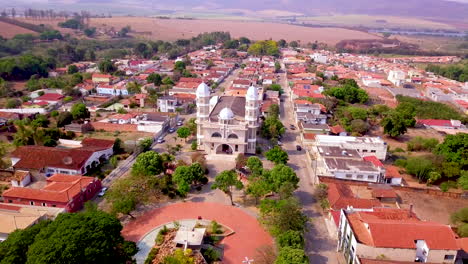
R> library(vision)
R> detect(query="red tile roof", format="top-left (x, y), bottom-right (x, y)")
top-left (384, 165), bottom-right (401, 179)
top-left (372, 188), bottom-right (398, 199)
top-left (92, 73), bottom-right (112, 79)
top-left (457, 238), bottom-right (468, 252)
top-left (330, 124), bottom-right (345, 134)
top-left (3, 174), bottom-right (95, 203)
top-left (327, 183), bottom-right (381, 210)
top-left (303, 133), bottom-right (317, 140)
top-left (416, 119), bottom-right (453, 127)
top-left (81, 138), bottom-right (114, 150)
top-left (363, 156), bottom-right (384, 167)
top-left (12, 146), bottom-right (94, 171)
top-left (35, 93), bottom-right (64, 101)
top-left (347, 208), bottom-right (458, 250)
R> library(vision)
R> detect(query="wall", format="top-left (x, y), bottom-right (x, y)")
top-left (0, 108), bottom-right (46, 114)
top-left (357, 243), bottom-right (457, 263)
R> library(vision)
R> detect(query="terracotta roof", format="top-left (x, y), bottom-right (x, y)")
top-left (360, 259), bottom-right (438, 264)
top-left (3, 174), bottom-right (95, 203)
top-left (303, 133), bottom-right (317, 140)
top-left (346, 208), bottom-right (458, 250)
top-left (81, 138), bottom-right (114, 150)
top-left (12, 146), bottom-right (94, 171)
top-left (35, 93), bottom-right (64, 101)
top-left (327, 183), bottom-right (382, 210)
top-left (363, 156), bottom-right (384, 167)
top-left (416, 119), bottom-right (453, 127)
top-left (330, 210), bottom-right (341, 227)
top-left (92, 73), bottom-right (112, 79)
top-left (384, 165), bottom-right (401, 179)
top-left (330, 124), bottom-right (345, 134)
top-left (457, 238), bottom-right (468, 252)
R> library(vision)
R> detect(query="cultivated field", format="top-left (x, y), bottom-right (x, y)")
top-left (0, 21), bottom-right (37, 38)
top-left (89, 17), bottom-right (381, 44)
top-left (296, 15), bottom-right (456, 30)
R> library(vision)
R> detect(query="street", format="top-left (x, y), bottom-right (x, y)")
top-left (278, 64), bottom-right (341, 264)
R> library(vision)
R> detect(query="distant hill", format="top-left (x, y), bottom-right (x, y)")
top-left (147, 0), bottom-right (468, 21)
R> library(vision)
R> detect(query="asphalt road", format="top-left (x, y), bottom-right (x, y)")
top-left (278, 64), bottom-right (341, 264)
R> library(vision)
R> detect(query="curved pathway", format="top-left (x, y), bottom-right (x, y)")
top-left (122, 202), bottom-right (273, 264)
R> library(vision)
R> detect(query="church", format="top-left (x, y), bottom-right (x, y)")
top-left (196, 83), bottom-right (260, 155)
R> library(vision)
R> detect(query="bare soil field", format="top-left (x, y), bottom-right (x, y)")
top-left (89, 17), bottom-right (381, 44)
top-left (369, 127), bottom-right (445, 150)
top-left (397, 190), bottom-right (468, 225)
top-left (0, 21), bottom-right (36, 38)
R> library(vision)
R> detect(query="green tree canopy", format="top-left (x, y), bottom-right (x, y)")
top-left (0, 210), bottom-right (137, 264)
top-left (381, 111), bottom-right (409, 137)
top-left (211, 170), bottom-right (243, 205)
top-left (265, 146), bottom-right (289, 165)
top-left (177, 127), bottom-right (191, 141)
top-left (248, 40), bottom-right (279, 57)
top-left (259, 197), bottom-right (308, 236)
top-left (98, 59), bottom-right (117, 74)
top-left (435, 133), bottom-right (468, 169)
top-left (70, 103), bottom-right (90, 120)
top-left (451, 208), bottom-right (468, 237)
top-left (275, 247), bottom-right (309, 264)
top-left (131, 151), bottom-right (164, 177)
top-left (277, 230), bottom-right (305, 249)
top-left (268, 164), bottom-right (299, 191)
top-left (247, 156), bottom-right (263, 175)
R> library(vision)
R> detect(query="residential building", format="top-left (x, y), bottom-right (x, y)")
top-left (11, 138), bottom-right (114, 176)
top-left (416, 119), bottom-right (465, 130)
top-left (0, 203), bottom-right (49, 241)
top-left (92, 73), bottom-right (112, 83)
top-left (314, 146), bottom-right (385, 183)
top-left (2, 174), bottom-right (101, 212)
top-left (315, 135), bottom-right (387, 160)
top-left (338, 208), bottom-right (458, 264)
top-left (196, 83), bottom-right (260, 155)
top-left (387, 70), bottom-right (406, 87)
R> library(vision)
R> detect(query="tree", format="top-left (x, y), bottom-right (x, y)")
top-left (212, 170), bottom-right (243, 205)
top-left (350, 119), bottom-right (369, 134)
top-left (0, 220), bottom-right (51, 264)
top-left (268, 84), bottom-right (282, 93)
top-left (275, 62), bottom-right (281, 73)
top-left (174, 61), bottom-right (186, 71)
top-left (435, 133), bottom-right (468, 168)
top-left (84, 27), bottom-right (96, 37)
top-left (56, 111), bottom-right (73, 127)
top-left (289, 41), bottom-right (299, 48)
top-left (172, 166), bottom-right (192, 196)
top-left (265, 146), bottom-right (289, 165)
top-left (405, 157), bottom-right (434, 182)
top-left (98, 59), bottom-right (116, 74)
top-left (275, 247), bottom-right (309, 264)
top-left (261, 115), bottom-right (285, 139)
top-left (381, 111), bottom-right (408, 138)
top-left (127, 81), bottom-right (142, 94)
top-left (67, 65), bottom-right (79, 74)
top-left (259, 198), bottom-right (308, 236)
top-left (118, 26), bottom-right (131, 37)
top-left (186, 118), bottom-right (197, 135)
top-left (277, 39), bottom-right (287, 48)
top-left (324, 82), bottom-right (369, 104)
top-left (277, 230), bottom-right (305, 249)
top-left (248, 40), bottom-right (279, 57)
top-left (246, 177), bottom-right (271, 204)
top-left (177, 127), bottom-right (190, 142)
top-left (247, 156), bottom-right (263, 175)
top-left (139, 138), bottom-right (153, 152)
top-left (131, 151), bottom-right (164, 177)
top-left (70, 103), bottom-right (90, 120)
top-left (451, 208), bottom-right (468, 237)
top-left (191, 141), bottom-right (197, 151)
top-left (112, 196), bottom-right (136, 218)
top-left (235, 153), bottom-right (248, 169)
top-left (0, 210), bottom-right (137, 264)
top-left (6, 98), bottom-right (21, 109)
top-left (146, 73), bottom-right (162, 86)
top-left (162, 76), bottom-right (174, 85)
top-left (268, 164), bottom-right (299, 191)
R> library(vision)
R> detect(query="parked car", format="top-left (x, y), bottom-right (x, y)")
top-left (157, 137), bottom-right (165, 143)
top-left (97, 187), bottom-right (108, 197)
top-left (290, 124), bottom-right (296, 130)
top-left (296, 145), bottom-right (302, 151)
top-left (177, 121), bottom-right (183, 126)
top-left (277, 141), bottom-right (283, 146)
top-left (168, 128), bottom-right (175, 133)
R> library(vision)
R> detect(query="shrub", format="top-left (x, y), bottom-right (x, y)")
top-left (144, 248), bottom-right (159, 264)
top-left (210, 220), bottom-right (223, 234)
top-left (440, 181), bottom-right (458, 192)
top-left (394, 159), bottom-right (407, 168)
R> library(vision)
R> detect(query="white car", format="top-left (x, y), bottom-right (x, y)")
top-left (277, 141), bottom-right (283, 146)
top-left (157, 137), bottom-right (165, 143)
top-left (97, 187), bottom-right (108, 197)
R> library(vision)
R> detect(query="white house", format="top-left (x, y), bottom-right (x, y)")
top-left (311, 53), bottom-right (328, 64)
top-left (315, 135), bottom-right (387, 160)
top-left (387, 70), bottom-right (407, 87)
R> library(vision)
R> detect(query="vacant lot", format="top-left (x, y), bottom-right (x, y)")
top-left (397, 190), bottom-right (468, 225)
top-left (0, 21), bottom-right (37, 38)
top-left (369, 127), bottom-right (445, 150)
top-left (89, 17), bottom-right (380, 44)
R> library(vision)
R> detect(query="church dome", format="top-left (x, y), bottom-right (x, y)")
top-left (246, 86), bottom-right (258, 101)
top-left (219, 107), bottom-right (234, 120)
top-left (196, 82), bottom-right (210, 97)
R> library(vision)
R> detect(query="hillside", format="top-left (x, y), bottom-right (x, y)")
top-left (0, 21), bottom-right (36, 38)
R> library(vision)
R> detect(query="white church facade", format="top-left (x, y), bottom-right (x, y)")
top-left (196, 83), bottom-right (260, 155)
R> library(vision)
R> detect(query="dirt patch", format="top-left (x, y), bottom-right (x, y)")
top-left (89, 17), bottom-right (380, 45)
top-left (368, 127), bottom-right (445, 150)
top-left (0, 21), bottom-right (37, 38)
top-left (397, 190), bottom-right (468, 225)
